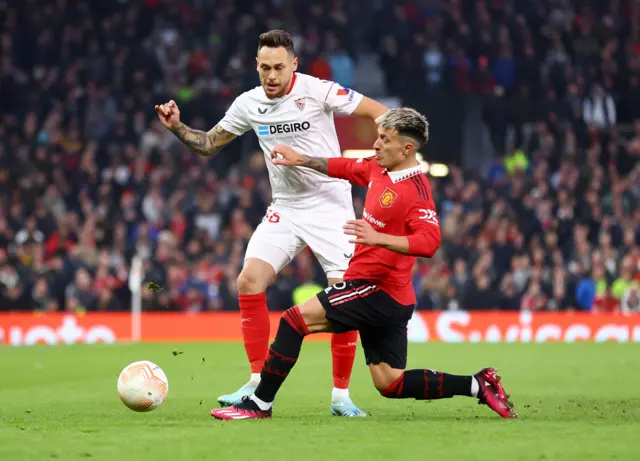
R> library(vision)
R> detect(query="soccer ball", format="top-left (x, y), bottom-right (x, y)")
top-left (117, 360), bottom-right (169, 412)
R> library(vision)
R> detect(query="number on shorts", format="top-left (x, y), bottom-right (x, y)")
top-left (323, 282), bottom-right (347, 294)
top-left (265, 209), bottom-right (280, 223)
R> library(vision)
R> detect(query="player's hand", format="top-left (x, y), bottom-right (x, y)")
top-left (270, 144), bottom-right (305, 166)
top-left (343, 219), bottom-right (381, 246)
top-left (154, 100), bottom-right (181, 130)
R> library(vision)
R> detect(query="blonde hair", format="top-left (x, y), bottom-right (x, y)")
top-left (375, 107), bottom-right (429, 146)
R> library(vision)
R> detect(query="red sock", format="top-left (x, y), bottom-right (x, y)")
top-left (331, 330), bottom-right (358, 389)
top-left (238, 292), bottom-right (270, 373)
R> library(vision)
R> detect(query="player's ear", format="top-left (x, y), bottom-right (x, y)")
top-left (291, 56), bottom-right (299, 72)
top-left (404, 141), bottom-right (414, 158)
top-left (256, 57), bottom-right (260, 72)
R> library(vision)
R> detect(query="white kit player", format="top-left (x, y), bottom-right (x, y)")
top-left (155, 30), bottom-right (388, 417)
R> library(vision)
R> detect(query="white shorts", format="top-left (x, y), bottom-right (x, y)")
top-left (245, 204), bottom-right (356, 279)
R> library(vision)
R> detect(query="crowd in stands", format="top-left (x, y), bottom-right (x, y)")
top-left (0, 0), bottom-right (638, 314)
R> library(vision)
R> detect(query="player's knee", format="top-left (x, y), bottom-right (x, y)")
top-left (298, 297), bottom-right (331, 333)
top-left (370, 364), bottom-right (403, 395)
top-left (237, 268), bottom-right (268, 294)
top-left (374, 375), bottom-right (396, 394)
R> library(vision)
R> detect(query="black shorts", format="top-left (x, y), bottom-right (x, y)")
top-left (317, 280), bottom-right (415, 369)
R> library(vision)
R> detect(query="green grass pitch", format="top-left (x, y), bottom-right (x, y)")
top-left (1, 342), bottom-right (639, 461)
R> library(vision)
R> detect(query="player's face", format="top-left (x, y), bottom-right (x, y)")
top-left (373, 127), bottom-right (413, 170)
top-left (256, 47), bottom-right (298, 99)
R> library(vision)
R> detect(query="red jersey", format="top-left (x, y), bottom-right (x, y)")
top-left (327, 157), bottom-right (441, 305)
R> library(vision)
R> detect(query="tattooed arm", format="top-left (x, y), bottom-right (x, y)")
top-left (269, 144), bottom-right (328, 173)
top-left (270, 144), bottom-right (372, 186)
top-left (169, 123), bottom-right (236, 157)
top-left (154, 100), bottom-right (238, 157)
top-left (299, 155), bottom-right (328, 175)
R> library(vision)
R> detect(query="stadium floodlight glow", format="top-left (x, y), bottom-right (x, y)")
top-left (429, 163), bottom-right (449, 177)
top-left (416, 153), bottom-right (429, 174)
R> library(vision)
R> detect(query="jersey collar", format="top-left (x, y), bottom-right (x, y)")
top-left (261, 73), bottom-right (297, 100)
top-left (285, 73), bottom-right (297, 95)
top-left (385, 164), bottom-right (423, 184)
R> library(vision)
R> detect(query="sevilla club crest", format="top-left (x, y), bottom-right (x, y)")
top-left (295, 97), bottom-right (306, 111)
top-left (379, 187), bottom-right (398, 208)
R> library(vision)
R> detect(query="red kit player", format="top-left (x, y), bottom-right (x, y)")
top-left (211, 107), bottom-right (517, 421)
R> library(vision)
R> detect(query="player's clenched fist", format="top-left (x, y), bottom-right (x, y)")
top-left (270, 144), bottom-right (305, 166)
top-left (154, 100), bottom-right (181, 129)
top-left (343, 219), bottom-right (381, 246)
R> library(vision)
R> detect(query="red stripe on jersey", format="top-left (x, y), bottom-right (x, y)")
top-left (410, 175), bottom-right (429, 201)
top-left (285, 73), bottom-right (298, 95)
top-left (324, 82), bottom-right (335, 102)
top-left (410, 177), bottom-right (425, 200)
top-left (418, 174), bottom-right (430, 200)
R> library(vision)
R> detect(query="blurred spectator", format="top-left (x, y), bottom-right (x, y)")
top-left (583, 84), bottom-right (617, 129)
top-left (520, 282), bottom-right (547, 312)
top-left (621, 283), bottom-right (640, 314)
top-left (65, 268), bottom-right (97, 313)
top-left (326, 31), bottom-right (355, 89)
top-left (499, 275), bottom-right (520, 311)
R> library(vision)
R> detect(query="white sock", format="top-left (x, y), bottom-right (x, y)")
top-left (249, 394), bottom-right (272, 410)
top-left (332, 387), bottom-right (350, 401)
top-left (248, 373), bottom-right (261, 386)
top-left (470, 377), bottom-right (479, 398)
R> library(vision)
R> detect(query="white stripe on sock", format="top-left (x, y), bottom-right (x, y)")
top-left (471, 377), bottom-right (479, 398)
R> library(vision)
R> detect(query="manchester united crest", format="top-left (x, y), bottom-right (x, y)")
top-left (379, 187), bottom-right (398, 208)
top-left (295, 97), bottom-right (306, 111)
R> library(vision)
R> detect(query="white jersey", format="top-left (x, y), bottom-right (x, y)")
top-left (218, 73), bottom-right (364, 209)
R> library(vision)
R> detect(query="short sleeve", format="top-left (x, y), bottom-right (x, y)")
top-left (314, 79), bottom-right (364, 115)
top-left (217, 97), bottom-right (251, 136)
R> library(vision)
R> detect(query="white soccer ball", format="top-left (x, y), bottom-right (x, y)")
top-left (117, 360), bottom-right (169, 412)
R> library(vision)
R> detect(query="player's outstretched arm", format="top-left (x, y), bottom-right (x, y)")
top-left (271, 144), bottom-right (372, 186)
top-left (155, 100), bottom-right (236, 157)
top-left (270, 144), bottom-right (328, 173)
top-left (171, 123), bottom-right (236, 157)
top-left (300, 156), bottom-right (329, 174)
